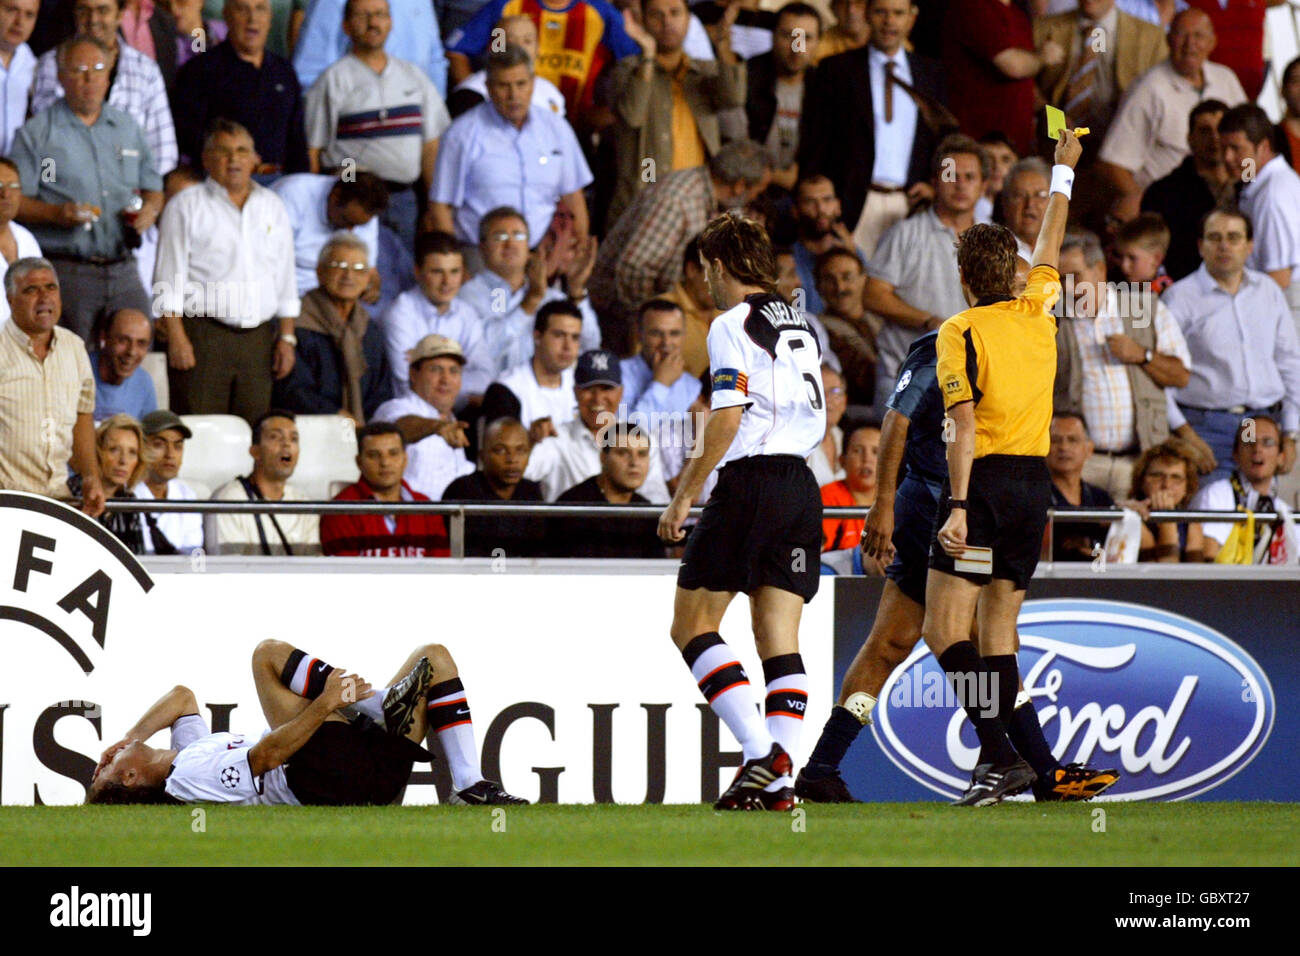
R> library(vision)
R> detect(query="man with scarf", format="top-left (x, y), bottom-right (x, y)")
top-left (274, 231), bottom-right (393, 422)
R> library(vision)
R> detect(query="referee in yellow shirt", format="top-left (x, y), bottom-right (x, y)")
top-left (922, 129), bottom-right (1083, 807)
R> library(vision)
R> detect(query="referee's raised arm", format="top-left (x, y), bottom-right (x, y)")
top-left (1030, 129), bottom-right (1084, 273)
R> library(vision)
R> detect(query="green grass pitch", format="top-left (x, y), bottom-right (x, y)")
top-left (1, 803), bottom-right (1296, 866)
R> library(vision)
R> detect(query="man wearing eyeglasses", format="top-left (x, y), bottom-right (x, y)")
top-left (153, 118), bottom-right (300, 424)
top-left (1162, 208), bottom-right (1300, 487)
top-left (999, 157), bottom-right (1051, 264)
top-left (11, 36), bottom-right (162, 343)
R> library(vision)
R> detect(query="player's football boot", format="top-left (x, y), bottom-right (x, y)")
top-left (755, 786), bottom-right (797, 811)
top-left (383, 656), bottom-right (433, 736)
top-left (448, 780), bottom-right (531, 805)
top-left (1032, 762), bottom-right (1120, 802)
top-left (714, 744), bottom-right (793, 810)
top-left (952, 758), bottom-right (1037, 807)
top-left (794, 766), bottom-right (858, 803)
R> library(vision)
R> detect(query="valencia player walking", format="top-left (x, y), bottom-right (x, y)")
top-left (658, 213), bottom-right (826, 811)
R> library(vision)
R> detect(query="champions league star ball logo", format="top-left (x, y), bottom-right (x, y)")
top-left (873, 600), bottom-right (1276, 801)
top-left (221, 767), bottom-right (240, 789)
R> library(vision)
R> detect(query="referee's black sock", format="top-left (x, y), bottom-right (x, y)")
top-left (937, 643), bottom-right (1017, 766)
top-left (982, 654), bottom-right (1021, 733)
top-left (1008, 694), bottom-right (1060, 780)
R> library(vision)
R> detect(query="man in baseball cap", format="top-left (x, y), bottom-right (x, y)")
top-left (370, 333), bottom-right (475, 499)
top-left (134, 410), bottom-right (204, 555)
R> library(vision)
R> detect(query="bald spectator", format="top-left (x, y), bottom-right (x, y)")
top-left (303, 0), bottom-right (451, 248)
top-left (813, 0), bottom-right (868, 63)
top-left (173, 0), bottom-right (308, 176)
top-left (154, 119), bottom-right (299, 423)
top-left (371, 332), bottom-right (475, 499)
top-left (441, 416), bottom-right (547, 557)
top-left (1140, 98), bottom-right (1230, 280)
top-left (0, 0), bottom-right (38, 155)
top-left (13, 36), bottom-right (163, 342)
top-left (1098, 7), bottom-right (1245, 223)
top-left (814, 248), bottom-right (878, 405)
top-left (133, 408), bottom-right (203, 555)
top-left (524, 346), bottom-right (670, 501)
top-left (1184, 0), bottom-right (1268, 101)
top-left (863, 132), bottom-right (981, 412)
top-left (428, 46), bottom-right (593, 261)
top-left (659, 233), bottom-right (721, 377)
top-left (382, 230), bottom-right (491, 402)
top-left (0, 256), bottom-right (104, 515)
top-left (548, 421), bottom-right (664, 558)
top-left (620, 298), bottom-right (701, 417)
top-left (590, 139), bottom-right (768, 352)
top-left (31, 0), bottom-right (177, 175)
top-left (800, 0), bottom-right (948, 258)
top-left (1219, 103), bottom-right (1300, 331)
top-left (446, 14), bottom-right (565, 120)
top-left (1033, 0), bottom-right (1168, 148)
top-left (211, 410), bottom-right (320, 555)
top-left (91, 308), bottom-right (156, 421)
top-left (271, 170), bottom-right (387, 301)
top-left (294, 0), bottom-right (446, 95)
top-left (457, 206), bottom-right (599, 379)
top-left (274, 232), bottom-right (393, 422)
top-left (320, 421), bottom-right (450, 556)
top-left (789, 174), bottom-right (863, 316)
top-left (1000, 157), bottom-right (1050, 263)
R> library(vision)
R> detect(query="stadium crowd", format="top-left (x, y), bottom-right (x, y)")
top-left (2, 0), bottom-right (1300, 564)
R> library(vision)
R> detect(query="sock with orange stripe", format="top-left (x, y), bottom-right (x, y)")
top-left (682, 632), bottom-right (773, 762)
top-left (427, 678), bottom-right (480, 790)
top-left (281, 647), bottom-right (385, 724)
top-left (762, 654), bottom-right (807, 788)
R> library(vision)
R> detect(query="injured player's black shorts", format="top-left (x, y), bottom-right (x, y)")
top-left (678, 454), bottom-right (822, 602)
top-left (927, 454), bottom-right (1051, 591)
top-left (284, 719), bottom-right (433, 806)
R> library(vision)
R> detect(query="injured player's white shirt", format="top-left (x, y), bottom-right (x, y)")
top-left (163, 716), bottom-right (300, 805)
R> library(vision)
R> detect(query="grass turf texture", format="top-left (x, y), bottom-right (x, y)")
top-left (1, 802), bottom-right (1296, 866)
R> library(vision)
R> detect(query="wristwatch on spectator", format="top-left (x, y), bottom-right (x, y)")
top-left (280, 333), bottom-right (298, 347)
top-left (1142, 349), bottom-right (1153, 365)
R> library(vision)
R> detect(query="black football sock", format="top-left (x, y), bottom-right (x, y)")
top-left (804, 706), bottom-right (864, 778)
top-left (938, 643), bottom-right (1017, 766)
top-left (1008, 696), bottom-right (1060, 779)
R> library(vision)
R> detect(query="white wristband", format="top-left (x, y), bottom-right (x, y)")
top-left (1050, 165), bottom-right (1074, 200)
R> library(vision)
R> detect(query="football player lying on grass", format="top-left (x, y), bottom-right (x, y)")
top-left (87, 640), bottom-right (528, 806)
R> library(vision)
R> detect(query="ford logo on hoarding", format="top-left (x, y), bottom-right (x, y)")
top-left (872, 599), bottom-right (1274, 800)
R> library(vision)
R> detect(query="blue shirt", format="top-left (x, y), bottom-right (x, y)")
top-left (293, 0), bottom-right (447, 96)
top-left (886, 330), bottom-right (945, 489)
top-left (0, 43), bottom-right (35, 156)
top-left (792, 240), bottom-right (866, 319)
top-left (619, 354), bottom-right (701, 417)
top-left (430, 101), bottom-right (593, 247)
top-left (1162, 264), bottom-right (1300, 432)
top-left (91, 354), bottom-right (157, 422)
top-left (271, 172), bottom-right (380, 295)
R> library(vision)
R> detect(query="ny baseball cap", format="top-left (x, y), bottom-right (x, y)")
top-left (140, 409), bottom-right (192, 439)
top-left (575, 349), bottom-right (621, 388)
top-left (406, 333), bottom-right (466, 366)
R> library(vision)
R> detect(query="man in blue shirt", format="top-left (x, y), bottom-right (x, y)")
top-left (92, 307), bottom-right (157, 421)
top-left (619, 297), bottom-right (700, 420)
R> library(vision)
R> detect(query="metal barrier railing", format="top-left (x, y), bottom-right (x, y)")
top-left (94, 498), bottom-right (1269, 561)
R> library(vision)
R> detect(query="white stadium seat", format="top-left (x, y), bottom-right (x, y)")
top-left (292, 414), bottom-right (359, 500)
top-left (178, 415), bottom-right (252, 494)
top-left (142, 352), bottom-right (169, 410)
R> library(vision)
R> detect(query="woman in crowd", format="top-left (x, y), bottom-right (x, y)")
top-left (1129, 439), bottom-right (1206, 562)
top-left (820, 420), bottom-right (880, 555)
top-left (72, 414), bottom-right (152, 554)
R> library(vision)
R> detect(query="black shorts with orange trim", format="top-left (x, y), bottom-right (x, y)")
top-left (927, 454), bottom-right (1051, 591)
top-left (677, 455), bottom-right (822, 602)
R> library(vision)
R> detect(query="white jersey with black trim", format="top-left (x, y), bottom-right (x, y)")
top-left (708, 292), bottom-right (827, 466)
top-left (163, 716), bottom-right (300, 806)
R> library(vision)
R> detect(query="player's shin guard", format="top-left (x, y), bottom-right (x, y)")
top-left (763, 654), bottom-right (807, 786)
top-left (938, 643), bottom-right (1018, 766)
top-left (280, 647), bottom-right (386, 724)
top-left (427, 678), bottom-right (481, 791)
top-left (1008, 690), bottom-right (1060, 779)
top-left (682, 632), bottom-right (773, 762)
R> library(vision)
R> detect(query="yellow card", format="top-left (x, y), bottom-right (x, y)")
top-left (1045, 105), bottom-right (1067, 141)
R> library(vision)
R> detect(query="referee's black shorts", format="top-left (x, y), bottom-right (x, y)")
top-left (678, 454), bottom-right (822, 602)
top-left (928, 454), bottom-right (1051, 591)
top-left (284, 719), bottom-right (432, 806)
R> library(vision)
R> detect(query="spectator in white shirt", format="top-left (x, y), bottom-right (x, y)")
top-left (133, 409), bottom-right (204, 554)
top-left (370, 332), bottom-right (474, 498)
top-left (271, 170), bottom-right (386, 300)
top-left (525, 347), bottom-right (671, 502)
top-left (153, 118), bottom-right (299, 423)
top-left (0, 155), bottom-right (42, 324)
top-left (456, 205), bottom-right (600, 377)
top-left (485, 299), bottom-right (583, 443)
top-left (0, 0), bottom-right (37, 155)
top-left (211, 409), bottom-right (321, 555)
top-left (381, 229), bottom-right (491, 401)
